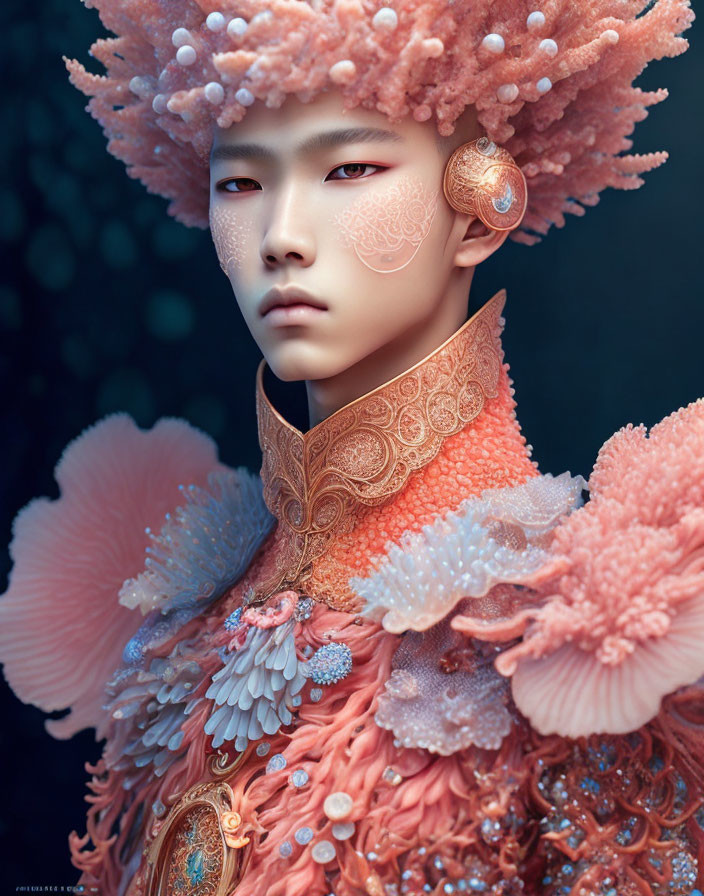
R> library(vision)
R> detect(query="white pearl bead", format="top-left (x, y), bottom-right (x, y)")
top-left (235, 87), bottom-right (255, 107)
top-left (602, 28), bottom-right (620, 44)
top-left (227, 16), bottom-right (248, 36)
top-left (250, 10), bottom-right (273, 25)
top-left (311, 840), bottom-right (336, 864)
top-left (526, 11), bottom-right (546, 30)
top-left (323, 791), bottom-right (353, 821)
top-left (422, 38), bottom-right (444, 58)
top-left (331, 822), bottom-right (355, 840)
top-left (171, 28), bottom-right (192, 48)
top-left (481, 33), bottom-right (505, 54)
top-left (206, 12), bottom-right (226, 32)
top-left (536, 77), bottom-right (552, 94)
top-left (372, 7), bottom-right (398, 30)
top-left (539, 38), bottom-right (558, 56)
top-left (497, 83), bottom-right (519, 103)
top-left (329, 59), bottom-right (357, 84)
top-left (176, 45), bottom-right (197, 66)
top-left (129, 76), bottom-right (152, 98)
top-left (152, 94), bottom-right (168, 114)
top-left (204, 82), bottom-right (225, 104)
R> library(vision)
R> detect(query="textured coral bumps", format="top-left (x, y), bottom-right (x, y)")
top-left (65, 0), bottom-right (693, 241)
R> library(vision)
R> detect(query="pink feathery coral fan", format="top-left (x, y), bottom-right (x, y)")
top-left (0, 415), bottom-right (222, 740)
top-left (64, 0), bottom-right (692, 242)
top-left (454, 399), bottom-right (704, 738)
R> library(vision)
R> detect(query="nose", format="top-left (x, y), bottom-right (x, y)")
top-left (260, 181), bottom-right (316, 268)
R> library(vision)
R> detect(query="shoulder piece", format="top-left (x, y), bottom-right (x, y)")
top-left (490, 398), bottom-right (704, 739)
top-left (0, 414), bottom-right (271, 740)
top-left (357, 399), bottom-right (704, 743)
top-left (119, 467), bottom-right (274, 664)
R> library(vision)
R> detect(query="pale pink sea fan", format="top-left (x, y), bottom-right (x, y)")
top-left (0, 414), bottom-right (221, 739)
top-left (63, 0), bottom-right (693, 241)
top-left (478, 399), bottom-right (704, 738)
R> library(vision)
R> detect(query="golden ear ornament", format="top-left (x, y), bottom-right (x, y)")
top-left (443, 137), bottom-right (528, 232)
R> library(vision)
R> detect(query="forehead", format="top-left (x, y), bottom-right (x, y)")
top-left (209, 91), bottom-right (436, 162)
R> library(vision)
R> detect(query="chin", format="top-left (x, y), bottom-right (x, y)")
top-left (265, 346), bottom-right (350, 383)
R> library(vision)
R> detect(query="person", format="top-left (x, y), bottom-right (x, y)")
top-left (0, 0), bottom-right (702, 894)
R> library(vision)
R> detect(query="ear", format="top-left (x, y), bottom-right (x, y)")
top-left (452, 215), bottom-right (510, 268)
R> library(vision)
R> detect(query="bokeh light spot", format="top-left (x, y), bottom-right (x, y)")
top-left (96, 368), bottom-right (155, 424)
top-left (25, 223), bottom-right (75, 290)
top-left (145, 289), bottom-right (195, 341)
top-left (184, 394), bottom-right (227, 437)
top-left (0, 287), bottom-right (22, 330)
top-left (153, 219), bottom-right (199, 260)
top-left (100, 219), bottom-right (138, 269)
top-left (61, 336), bottom-right (96, 379)
top-left (0, 188), bottom-right (26, 242)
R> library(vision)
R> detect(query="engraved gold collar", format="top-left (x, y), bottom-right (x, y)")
top-left (255, 290), bottom-right (506, 592)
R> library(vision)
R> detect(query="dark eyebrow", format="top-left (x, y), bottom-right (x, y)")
top-left (298, 127), bottom-right (404, 153)
top-left (210, 127), bottom-right (403, 164)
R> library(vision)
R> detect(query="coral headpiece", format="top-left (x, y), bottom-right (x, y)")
top-left (66, 0), bottom-right (692, 243)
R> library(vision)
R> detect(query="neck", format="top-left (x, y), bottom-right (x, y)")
top-left (305, 271), bottom-right (474, 427)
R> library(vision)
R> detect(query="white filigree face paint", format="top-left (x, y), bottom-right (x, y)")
top-left (332, 175), bottom-right (438, 273)
top-left (209, 204), bottom-right (247, 275)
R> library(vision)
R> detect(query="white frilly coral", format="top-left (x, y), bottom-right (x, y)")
top-left (375, 608), bottom-right (513, 754)
top-left (354, 472), bottom-right (584, 633)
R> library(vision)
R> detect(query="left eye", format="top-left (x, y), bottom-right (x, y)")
top-left (325, 163), bottom-right (383, 181)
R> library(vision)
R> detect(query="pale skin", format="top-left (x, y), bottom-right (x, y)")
top-left (209, 91), bottom-right (508, 427)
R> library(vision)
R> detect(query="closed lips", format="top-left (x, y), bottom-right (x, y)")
top-left (260, 287), bottom-right (328, 317)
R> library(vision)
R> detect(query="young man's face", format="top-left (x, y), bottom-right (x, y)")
top-left (209, 92), bottom-right (477, 384)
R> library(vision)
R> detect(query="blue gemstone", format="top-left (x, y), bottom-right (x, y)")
top-left (186, 849), bottom-right (205, 884)
top-left (224, 608), bottom-right (243, 631)
top-left (492, 184), bottom-right (514, 214)
top-left (295, 826), bottom-right (314, 845)
top-left (267, 753), bottom-right (287, 773)
top-left (291, 769), bottom-right (309, 788)
top-left (307, 643), bottom-right (353, 686)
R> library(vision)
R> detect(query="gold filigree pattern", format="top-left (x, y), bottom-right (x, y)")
top-left (166, 805), bottom-right (223, 895)
top-left (443, 138), bottom-right (528, 233)
top-left (255, 291), bottom-right (505, 602)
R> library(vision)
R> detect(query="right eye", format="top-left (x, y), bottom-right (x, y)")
top-left (216, 178), bottom-right (262, 193)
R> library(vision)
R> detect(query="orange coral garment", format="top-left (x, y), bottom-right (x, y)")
top-left (4, 292), bottom-right (704, 896)
top-left (74, 290), bottom-right (543, 895)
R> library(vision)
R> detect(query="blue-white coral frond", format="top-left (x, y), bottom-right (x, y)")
top-left (354, 472), bottom-right (585, 633)
top-left (204, 619), bottom-right (307, 751)
top-left (103, 644), bottom-right (203, 780)
top-left (120, 467), bottom-right (273, 615)
top-left (119, 468), bottom-right (274, 664)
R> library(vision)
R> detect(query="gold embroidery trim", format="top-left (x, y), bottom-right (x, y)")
top-left (255, 290), bottom-right (506, 599)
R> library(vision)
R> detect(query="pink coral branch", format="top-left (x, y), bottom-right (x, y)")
top-left (62, 0), bottom-right (693, 241)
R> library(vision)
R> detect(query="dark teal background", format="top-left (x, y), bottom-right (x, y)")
top-left (0, 1), bottom-right (702, 888)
